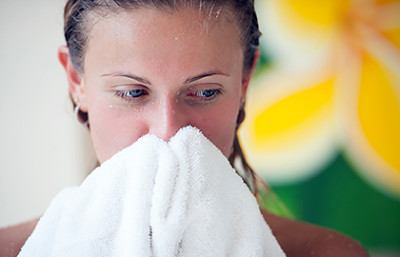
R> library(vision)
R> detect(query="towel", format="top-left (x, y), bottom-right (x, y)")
top-left (19, 126), bottom-right (286, 257)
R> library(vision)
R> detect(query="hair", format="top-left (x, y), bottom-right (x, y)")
top-left (63, 0), bottom-right (264, 196)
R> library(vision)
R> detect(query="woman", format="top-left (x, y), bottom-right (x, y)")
top-left (0, 0), bottom-right (369, 256)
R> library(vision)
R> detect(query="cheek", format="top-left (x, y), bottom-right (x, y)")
top-left (85, 91), bottom-right (241, 162)
top-left (87, 102), bottom-right (147, 163)
top-left (191, 102), bottom-right (239, 157)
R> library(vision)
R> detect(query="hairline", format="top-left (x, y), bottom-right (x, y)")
top-left (72, 2), bottom-right (248, 77)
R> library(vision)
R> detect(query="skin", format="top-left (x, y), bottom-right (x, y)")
top-left (0, 7), bottom-right (369, 257)
top-left (67, 8), bottom-right (247, 162)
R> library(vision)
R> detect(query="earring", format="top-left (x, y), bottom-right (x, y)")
top-left (74, 104), bottom-right (89, 127)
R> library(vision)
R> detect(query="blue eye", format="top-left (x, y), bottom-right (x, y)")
top-left (126, 89), bottom-right (146, 98)
top-left (194, 89), bottom-right (222, 98)
top-left (116, 89), bottom-right (147, 99)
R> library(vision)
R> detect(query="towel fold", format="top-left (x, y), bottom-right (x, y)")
top-left (19, 126), bottom-right (285, 257)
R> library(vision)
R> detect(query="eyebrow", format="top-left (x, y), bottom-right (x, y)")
top-left (101, 72), bottom-right (152, 85)
top-left (184, 71), bottom-right (229, 84)
top-left (101, 71), bottom-right (229, 85)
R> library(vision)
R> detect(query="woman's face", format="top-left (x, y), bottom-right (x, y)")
top-left (70, 7), bottom-right (250, 163)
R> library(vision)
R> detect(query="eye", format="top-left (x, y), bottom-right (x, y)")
top-left (190, 89), bottom-right (222, 99)
top-left (115, 89), bottom-right (148, 99)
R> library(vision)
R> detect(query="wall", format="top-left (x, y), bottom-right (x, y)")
top-left (0, 0), bottom-right (96, 227)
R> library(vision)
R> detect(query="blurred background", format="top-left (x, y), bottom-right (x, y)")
top-left (240, 0), bottom-right (400, 256)
top-left (0, 0), bottom-right (399, 256)
top-left (0, 0), bottom-right (96, 228)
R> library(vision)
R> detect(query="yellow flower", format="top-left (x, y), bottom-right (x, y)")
top-left (240, 0), bottom-right (400, 197)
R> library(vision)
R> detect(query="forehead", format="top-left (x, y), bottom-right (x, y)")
top-left (83, 7), bottom-right (243, 76)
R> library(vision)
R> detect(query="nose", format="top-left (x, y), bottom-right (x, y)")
top-left (149, 97), bottom-right (188, 141)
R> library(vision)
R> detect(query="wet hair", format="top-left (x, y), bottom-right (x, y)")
top-left (63, 0), bottom-right (263, 196)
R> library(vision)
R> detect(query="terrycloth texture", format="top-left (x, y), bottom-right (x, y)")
top-left (19, 126), bottom-right (286, 257)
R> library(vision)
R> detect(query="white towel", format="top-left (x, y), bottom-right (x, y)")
top-left (19, 126), bottom-right (286, 257)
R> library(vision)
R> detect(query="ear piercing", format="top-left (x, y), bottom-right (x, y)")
top-left (74, 104), bottom-right (89, 128)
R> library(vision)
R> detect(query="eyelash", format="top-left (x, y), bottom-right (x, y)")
top-left (189, 89), bottom-right (222, 100)
top-left (114, 88), bottom-right (222, 103)
top-left (114, 89), bottom-right (148, 99)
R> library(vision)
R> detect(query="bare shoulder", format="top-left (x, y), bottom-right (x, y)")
top-left (261, 209), bottom-right (369, 257)
top-left (0, 218), bottom-right (39, 257)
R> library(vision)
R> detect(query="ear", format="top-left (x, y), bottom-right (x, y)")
top-left (241, 49), bottom-right (261, 99)
top-left (58, 46), bottom-right (88, 112)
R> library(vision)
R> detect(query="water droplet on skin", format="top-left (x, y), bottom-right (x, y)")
top-left (174, 36), bottom-right (179, 40)
top-left (215, 8), bottom-right (221, 19)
